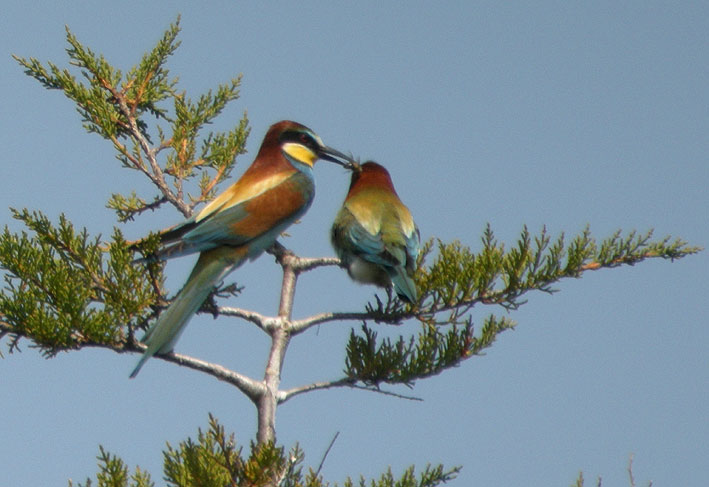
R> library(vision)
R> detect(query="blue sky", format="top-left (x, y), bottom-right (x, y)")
top-left (1, 2), bottom-right (707, 486)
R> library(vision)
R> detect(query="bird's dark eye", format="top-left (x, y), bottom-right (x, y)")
top-left (297, 132), bottom-right (319, 151)
top-left (280, 130), bottom-right (319, 151)
top-left (302, 132), bottom-right (317, 147)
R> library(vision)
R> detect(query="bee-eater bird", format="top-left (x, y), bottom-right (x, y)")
top-left (130, 120), bottom-right (350, 378)
top-left (331, 161), bottom-right (420, 304)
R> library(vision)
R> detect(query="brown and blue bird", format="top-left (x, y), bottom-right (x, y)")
top-left (130, 120), bottom-right (350, 377)
top-left (331, 161), bottom-right (420, 304)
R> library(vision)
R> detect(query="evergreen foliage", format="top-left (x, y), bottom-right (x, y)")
top-left (2, 17), bottom-right (697, 485)
top-left (69, 416), bottom-right (458, 487)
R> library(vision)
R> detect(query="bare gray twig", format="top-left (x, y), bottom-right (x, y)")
top-left (315, 431), bottom-right (340, 478)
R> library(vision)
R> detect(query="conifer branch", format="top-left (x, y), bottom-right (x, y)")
top-left (215, 305), bottom-right (274, 332)
top-left (107, 193), bottom-right (168, 223)
top-left (314, 431), bottom-right (340, 479)
top-left (80, 416), bottom-right (459, 487)
top-left (12, 16), bottom-right (248, 221)
top-left (336, 226), bottom-right (700, 388)
top-left (5, 20), bottom-right (700, 486)
top-left (266, 240), bottom-right (341, 271)
top-left (127, 344), bottom-right (265, 401)
top-left (279, 378), bottom-right (423, 403)
top-left (289, 311), bottom-right (384, 335)
top-left (114, 92), bottom-right (191, 217)
top-left (278, 377), bottom-right (356, 402)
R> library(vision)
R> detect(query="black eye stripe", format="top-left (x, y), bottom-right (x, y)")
top-left (281, 130), bottom-right (319, 151)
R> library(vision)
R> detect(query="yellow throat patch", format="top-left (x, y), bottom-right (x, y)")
top-left (282, 142), bottom-right (318, 167)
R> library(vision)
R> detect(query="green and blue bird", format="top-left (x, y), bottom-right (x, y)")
top-left (130, 120), bottom-right (350, 378)
top-left (331, 161), bottom-right (420, 304)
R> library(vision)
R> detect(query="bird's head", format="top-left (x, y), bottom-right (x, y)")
top-left (272, 121), bottom-right (353, 168)
top-left (346, 160), bottom-right (397, 193)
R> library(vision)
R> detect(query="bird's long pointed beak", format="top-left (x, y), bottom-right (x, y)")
top-left (319, 145), bottom-right (357, 169)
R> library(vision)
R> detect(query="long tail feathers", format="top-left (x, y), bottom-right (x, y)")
top-left (390, 268), bottom-right (417, 304)
top-left (130, 247), bottom-right (247, 378)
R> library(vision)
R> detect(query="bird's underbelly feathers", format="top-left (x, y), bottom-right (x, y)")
top-left (346, 255), bottom-right (392, 288)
